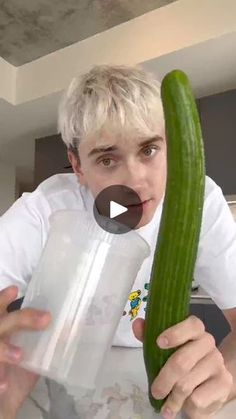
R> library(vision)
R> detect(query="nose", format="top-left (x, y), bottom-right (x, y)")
top-left (120, 161), bottom-right (148, 196)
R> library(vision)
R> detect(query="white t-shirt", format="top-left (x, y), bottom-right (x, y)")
top-left (1, 173), bottom-right (236, 419)
top-left (0, 173), bottom-right (236, 349)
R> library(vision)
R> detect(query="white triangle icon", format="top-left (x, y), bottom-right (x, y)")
top-left (110, 201), bottom-right (128, 218)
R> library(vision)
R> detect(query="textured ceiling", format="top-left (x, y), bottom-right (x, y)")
top-left (0, 0), bottom-right (177, 66)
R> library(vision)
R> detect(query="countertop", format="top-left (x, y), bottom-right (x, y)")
top-left (190, 285), bottom-right (214, 305)
top-left (17, 346), bottom-right (236, 419)
top-left (226, 195), bottom-right (236, 221)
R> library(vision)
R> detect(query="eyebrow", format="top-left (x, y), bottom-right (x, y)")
top-left (87, 136), bottom-right (163, 158)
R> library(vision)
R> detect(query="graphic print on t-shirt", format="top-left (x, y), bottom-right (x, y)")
top-left (128, 290), bottom-right (142, 320)
top-left (142, 282), bottom-right (150, 311)
top-left (122, 282), bottom-right (151, 321)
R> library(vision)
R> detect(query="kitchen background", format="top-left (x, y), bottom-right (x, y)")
top-left (0, 0), bottom-right (236, 345)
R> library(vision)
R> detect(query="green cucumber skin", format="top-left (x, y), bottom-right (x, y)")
top-left (143, 70), bottom-right (205, 412)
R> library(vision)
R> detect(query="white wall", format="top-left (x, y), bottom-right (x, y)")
top-left (0, 57), bottom-right (16, 103)
top-left (0, 162), bottom-right (16, 215)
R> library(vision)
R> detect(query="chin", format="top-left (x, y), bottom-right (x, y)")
top-left (134, 213), bottom-right (154, 229)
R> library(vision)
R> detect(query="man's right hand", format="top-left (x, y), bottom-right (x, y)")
top-left (0, 285), bottom-right (51, 419)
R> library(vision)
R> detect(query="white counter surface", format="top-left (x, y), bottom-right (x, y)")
top-left (17, 346), bottom-right (236, 419)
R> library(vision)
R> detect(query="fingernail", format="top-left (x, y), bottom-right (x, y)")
top-left (0, 382), bottom-right (7, 393)
top-left (157, 336), bottom-right (169, 348)
top-left (7, 347), bottom-right (22, 361)
top-left (162, 407), bottom-right (174, 419)
top-left (36, 311), bottom-right (49, 318)
top-left (154, 392), bottom-right (165, 400)
top-left (35, 313), bottom-right (50, 324)
top-left (152, 387), bottom-right (165, 399)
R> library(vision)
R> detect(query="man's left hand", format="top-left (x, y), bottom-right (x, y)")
top-left (132, 315), bottom-right (233, 419)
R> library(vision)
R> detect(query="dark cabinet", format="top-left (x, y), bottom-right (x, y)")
top-left (34, 134), bottom-right (72, 188)
top-left (189, 303), bottom-right (231, 346)
top-left (198, 89), bottom-right (236, 195)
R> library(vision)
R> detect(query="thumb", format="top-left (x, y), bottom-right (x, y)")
top-left (132, 318), bottom-right (145, 342)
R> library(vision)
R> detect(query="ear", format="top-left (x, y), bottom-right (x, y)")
top-left (67, 150), bottom-right (87, 186)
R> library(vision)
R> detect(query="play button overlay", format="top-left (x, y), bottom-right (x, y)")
top-left (110, 201), bottom-right (128, 218)
top-left (93, 185), bottom-right (143, 234)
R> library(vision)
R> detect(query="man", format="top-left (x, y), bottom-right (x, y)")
top-left (0, 65), bottom-right (236, 419)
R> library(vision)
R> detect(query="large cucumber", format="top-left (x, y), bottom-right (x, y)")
top-left (143, 69), bottom-right (205, 412)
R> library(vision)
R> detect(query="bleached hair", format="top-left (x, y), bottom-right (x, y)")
top-left (58, 64), bottom-right (165, 149)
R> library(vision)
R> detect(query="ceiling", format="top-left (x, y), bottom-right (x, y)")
top-left (0, 0), bottom-right (177, 66)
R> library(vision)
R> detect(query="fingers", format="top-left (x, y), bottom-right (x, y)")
top-left (0, 308), bottom-right (51, 337)
top-left (0, 341), bottom-right (22, 395)
top-left (132, 318), bottom-right (145, 342)
top-left (0, 363), bottom-right (7, 394)
top-left (0, 287), bottom-right (51, 400)
top-left (151, 333), bottom-right (217, 401)
top-left (157, 315), bottom-right (205, 349)
top-left (132, 315), bottom-right (206, 348)
top-left (183, 372), bottom-right (233, 417)
top-left (0, 286), bottom-right (19, 315)
top-left (159, 349), bottom-right (227, 416)
top-left (0, 341), bottom-right (23, 365)
top-left (0, 381), bottom-right (7, 394)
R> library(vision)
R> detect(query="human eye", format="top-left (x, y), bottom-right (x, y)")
top-left (142, 145), bottom-right (159, 157)
top-left (97, 156), bottom-right (116, 168)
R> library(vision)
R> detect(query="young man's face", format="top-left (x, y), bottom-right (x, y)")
top-left (68, 130), bottom-right (167, 228)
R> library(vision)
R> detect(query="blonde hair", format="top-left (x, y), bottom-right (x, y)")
top-left (58, 64), bottom-right (164, 149)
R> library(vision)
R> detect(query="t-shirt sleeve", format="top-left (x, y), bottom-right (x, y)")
top-left (194, 177), bottom-right (236, 309)
top-left (0, 191), bottom-right (47, 298)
